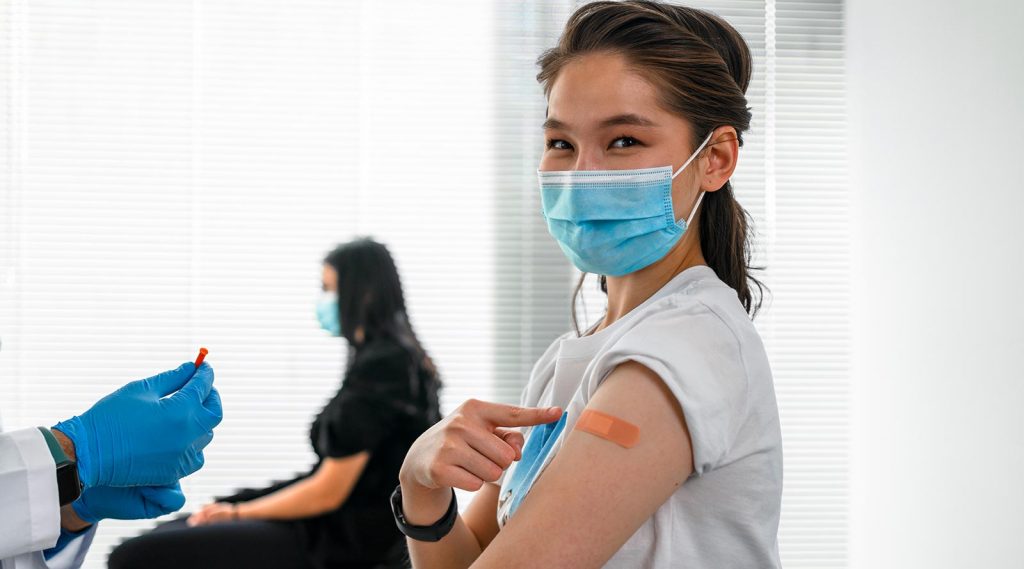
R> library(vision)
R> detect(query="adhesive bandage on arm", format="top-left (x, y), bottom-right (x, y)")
top-left (574, 409), bottom-right (640, 448)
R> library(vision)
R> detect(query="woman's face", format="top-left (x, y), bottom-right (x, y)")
top-left (321, 264), bottom-right (338, 294)
top-left (539, 52), bottom-right (707, 224)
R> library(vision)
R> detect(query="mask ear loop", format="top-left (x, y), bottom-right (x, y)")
top-left (671, 129), bottom-right (716, 226)
top-left (685, 186), bottom-right (708, 227)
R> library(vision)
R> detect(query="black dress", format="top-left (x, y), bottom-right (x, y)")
top-left (109, 337), bottom-right (441, 569)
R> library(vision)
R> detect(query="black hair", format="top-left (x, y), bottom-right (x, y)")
top-left (323, 238), bottom-right (439, 382)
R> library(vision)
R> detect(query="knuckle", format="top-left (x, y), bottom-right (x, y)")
top-left (447, 416), bottom-right (467, 433)
top-left (499, 448), bottom-right (515, 467)
top-left (205, 408), bottom-right (224, 428)
top-left (191, 450), bottom-right (206, 471)
top-left (427, 462), bottom-right (444, 482)
top-left (439, 440), bottom-right (457, 456)
top-left (485, 465), bottom-right (503, 482)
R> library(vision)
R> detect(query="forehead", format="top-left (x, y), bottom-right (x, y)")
top-left (546, 52), bottom-right (669, 128)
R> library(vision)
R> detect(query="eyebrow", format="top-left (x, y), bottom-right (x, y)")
top-left (542, 113), bottom-right (658, 131)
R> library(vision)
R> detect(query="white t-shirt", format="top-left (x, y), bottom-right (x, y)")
top-left (496, 265), bottom-right (783, 568)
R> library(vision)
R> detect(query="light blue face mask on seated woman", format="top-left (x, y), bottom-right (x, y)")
top-left (316, 293), bottom-right (342, 336)
top-left (539, 130), bottom-right (714, 277)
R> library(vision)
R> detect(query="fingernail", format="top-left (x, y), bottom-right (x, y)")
top-left (548, 407), bottom-right (560, 414)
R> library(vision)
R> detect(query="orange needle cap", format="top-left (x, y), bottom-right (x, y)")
top-left (194, 347), bottom-right (209, 368)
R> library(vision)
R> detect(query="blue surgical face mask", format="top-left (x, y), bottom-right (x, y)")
top-left (538, 130), bottom-right (714, 277)
top-left (316, 293), bottom-right (342, 336)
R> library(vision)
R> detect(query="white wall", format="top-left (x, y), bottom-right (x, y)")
top-left (847, 0), bottom-right (1024, 567)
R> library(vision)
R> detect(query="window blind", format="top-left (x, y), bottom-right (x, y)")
top-left (0, 0), bottom-right (499, 565)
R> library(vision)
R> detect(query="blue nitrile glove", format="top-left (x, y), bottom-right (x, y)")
top-left (72, 483), bottom-right (186, 523)
top-left (53, 362), bottom-right (223, 488)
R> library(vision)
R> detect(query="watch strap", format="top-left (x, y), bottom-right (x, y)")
top-left (37, 427), bottom-right (69, 464)
top-left (37, 427), bottom-right (82, 506)
top-left (390, 484), bottom-right (458, 542)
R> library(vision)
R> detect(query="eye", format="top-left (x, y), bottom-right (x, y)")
top-left (609, 136), bottom-right (641, 149)
top-left (546, 138), bottom-right (573, 151)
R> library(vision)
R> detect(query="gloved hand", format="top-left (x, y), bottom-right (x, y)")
top-left (72, 483), bottom-right (186, 524)
top-left (53, 362), bottom-right (223, 488)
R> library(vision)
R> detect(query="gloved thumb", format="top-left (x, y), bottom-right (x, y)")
top-left (137, 363), bottom-right (196, 398)
top-left (167, 363), bottom-right (215, 407)
top-left (139, 483), bottom-right (186, 517)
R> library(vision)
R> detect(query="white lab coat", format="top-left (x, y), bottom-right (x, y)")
top-left (0, 426), bottom-right (95, 569)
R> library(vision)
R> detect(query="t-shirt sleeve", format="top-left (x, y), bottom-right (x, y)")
top-left (314, 345), bottom-right (416, 458)
top-left (586, 299), bottom-right (750, 476)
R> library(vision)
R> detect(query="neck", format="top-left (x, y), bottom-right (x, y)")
top-left (594, 231), bottom-right (705, 334)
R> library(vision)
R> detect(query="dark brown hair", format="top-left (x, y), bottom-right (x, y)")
top-left (537, 0), bottom-right (767, 328)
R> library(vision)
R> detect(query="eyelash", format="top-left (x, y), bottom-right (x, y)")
top-left (610, 135), bottom-right (641, 149)
top-left (545, 135), bottom-right (643, 151)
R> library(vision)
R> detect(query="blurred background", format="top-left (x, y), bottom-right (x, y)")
top-left (0, 0), bottom-right (1020, 568)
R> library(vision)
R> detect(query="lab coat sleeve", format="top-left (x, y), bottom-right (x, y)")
top-left (1, 526), bottom-right (96, 569)
top-left (0, 428), bottom-right (61, 558)
top-left (41, 527), bottom-right (96, 569)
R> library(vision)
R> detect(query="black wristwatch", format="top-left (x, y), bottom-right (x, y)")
top-left (38, 427), bottom-right (82, 506)
top-left (390, 484), bottom-right (458, 542)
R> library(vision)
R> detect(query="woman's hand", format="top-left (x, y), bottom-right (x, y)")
top-left (399, 399), bottom-right (562, 501)
top-left (186, 502), bottom-right (238, 527)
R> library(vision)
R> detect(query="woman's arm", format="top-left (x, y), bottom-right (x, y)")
top-left (402, 482), bottom-right (502, 569)
top-left (189, 452), bottom-right (370, 525)
top-left (470, 361), bottom-right (694, 568)
top-left (398, 400), bottom-right (552, 569)
top-left (238, 452), bottom-right (369, 520)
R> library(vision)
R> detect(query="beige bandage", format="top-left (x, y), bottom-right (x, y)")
top-left (575, 409), bottom-right (640, 448)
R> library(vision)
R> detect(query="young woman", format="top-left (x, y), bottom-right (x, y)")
top-left (110, 238), bottom-right (442, 569)
top-left (393, 2), bottom-right (782, 568)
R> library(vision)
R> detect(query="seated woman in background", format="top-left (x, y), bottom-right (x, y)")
top-left (110, 238), bottom-right (442, 569)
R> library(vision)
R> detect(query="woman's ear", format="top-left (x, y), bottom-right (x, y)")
top-left (700, 126), bottom-right (739, 192)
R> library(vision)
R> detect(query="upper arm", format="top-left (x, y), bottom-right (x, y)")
top-left (310, 451), bottom-right (371, 507)
top-left (471, 361), bottom-right (694, 568)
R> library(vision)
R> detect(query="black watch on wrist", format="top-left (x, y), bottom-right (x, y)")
top-left (390, 484), bottom-right (458, 542)
top-left (38, 427), bottom-right (82, 506)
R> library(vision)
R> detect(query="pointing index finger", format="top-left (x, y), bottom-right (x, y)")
top-left (476, 401), bottom-right (562, 428)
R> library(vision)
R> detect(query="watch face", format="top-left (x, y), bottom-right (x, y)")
top-left (390, 485), bottom-right (406, 523)
top-left (55, 462), bottom-right (82, 506)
